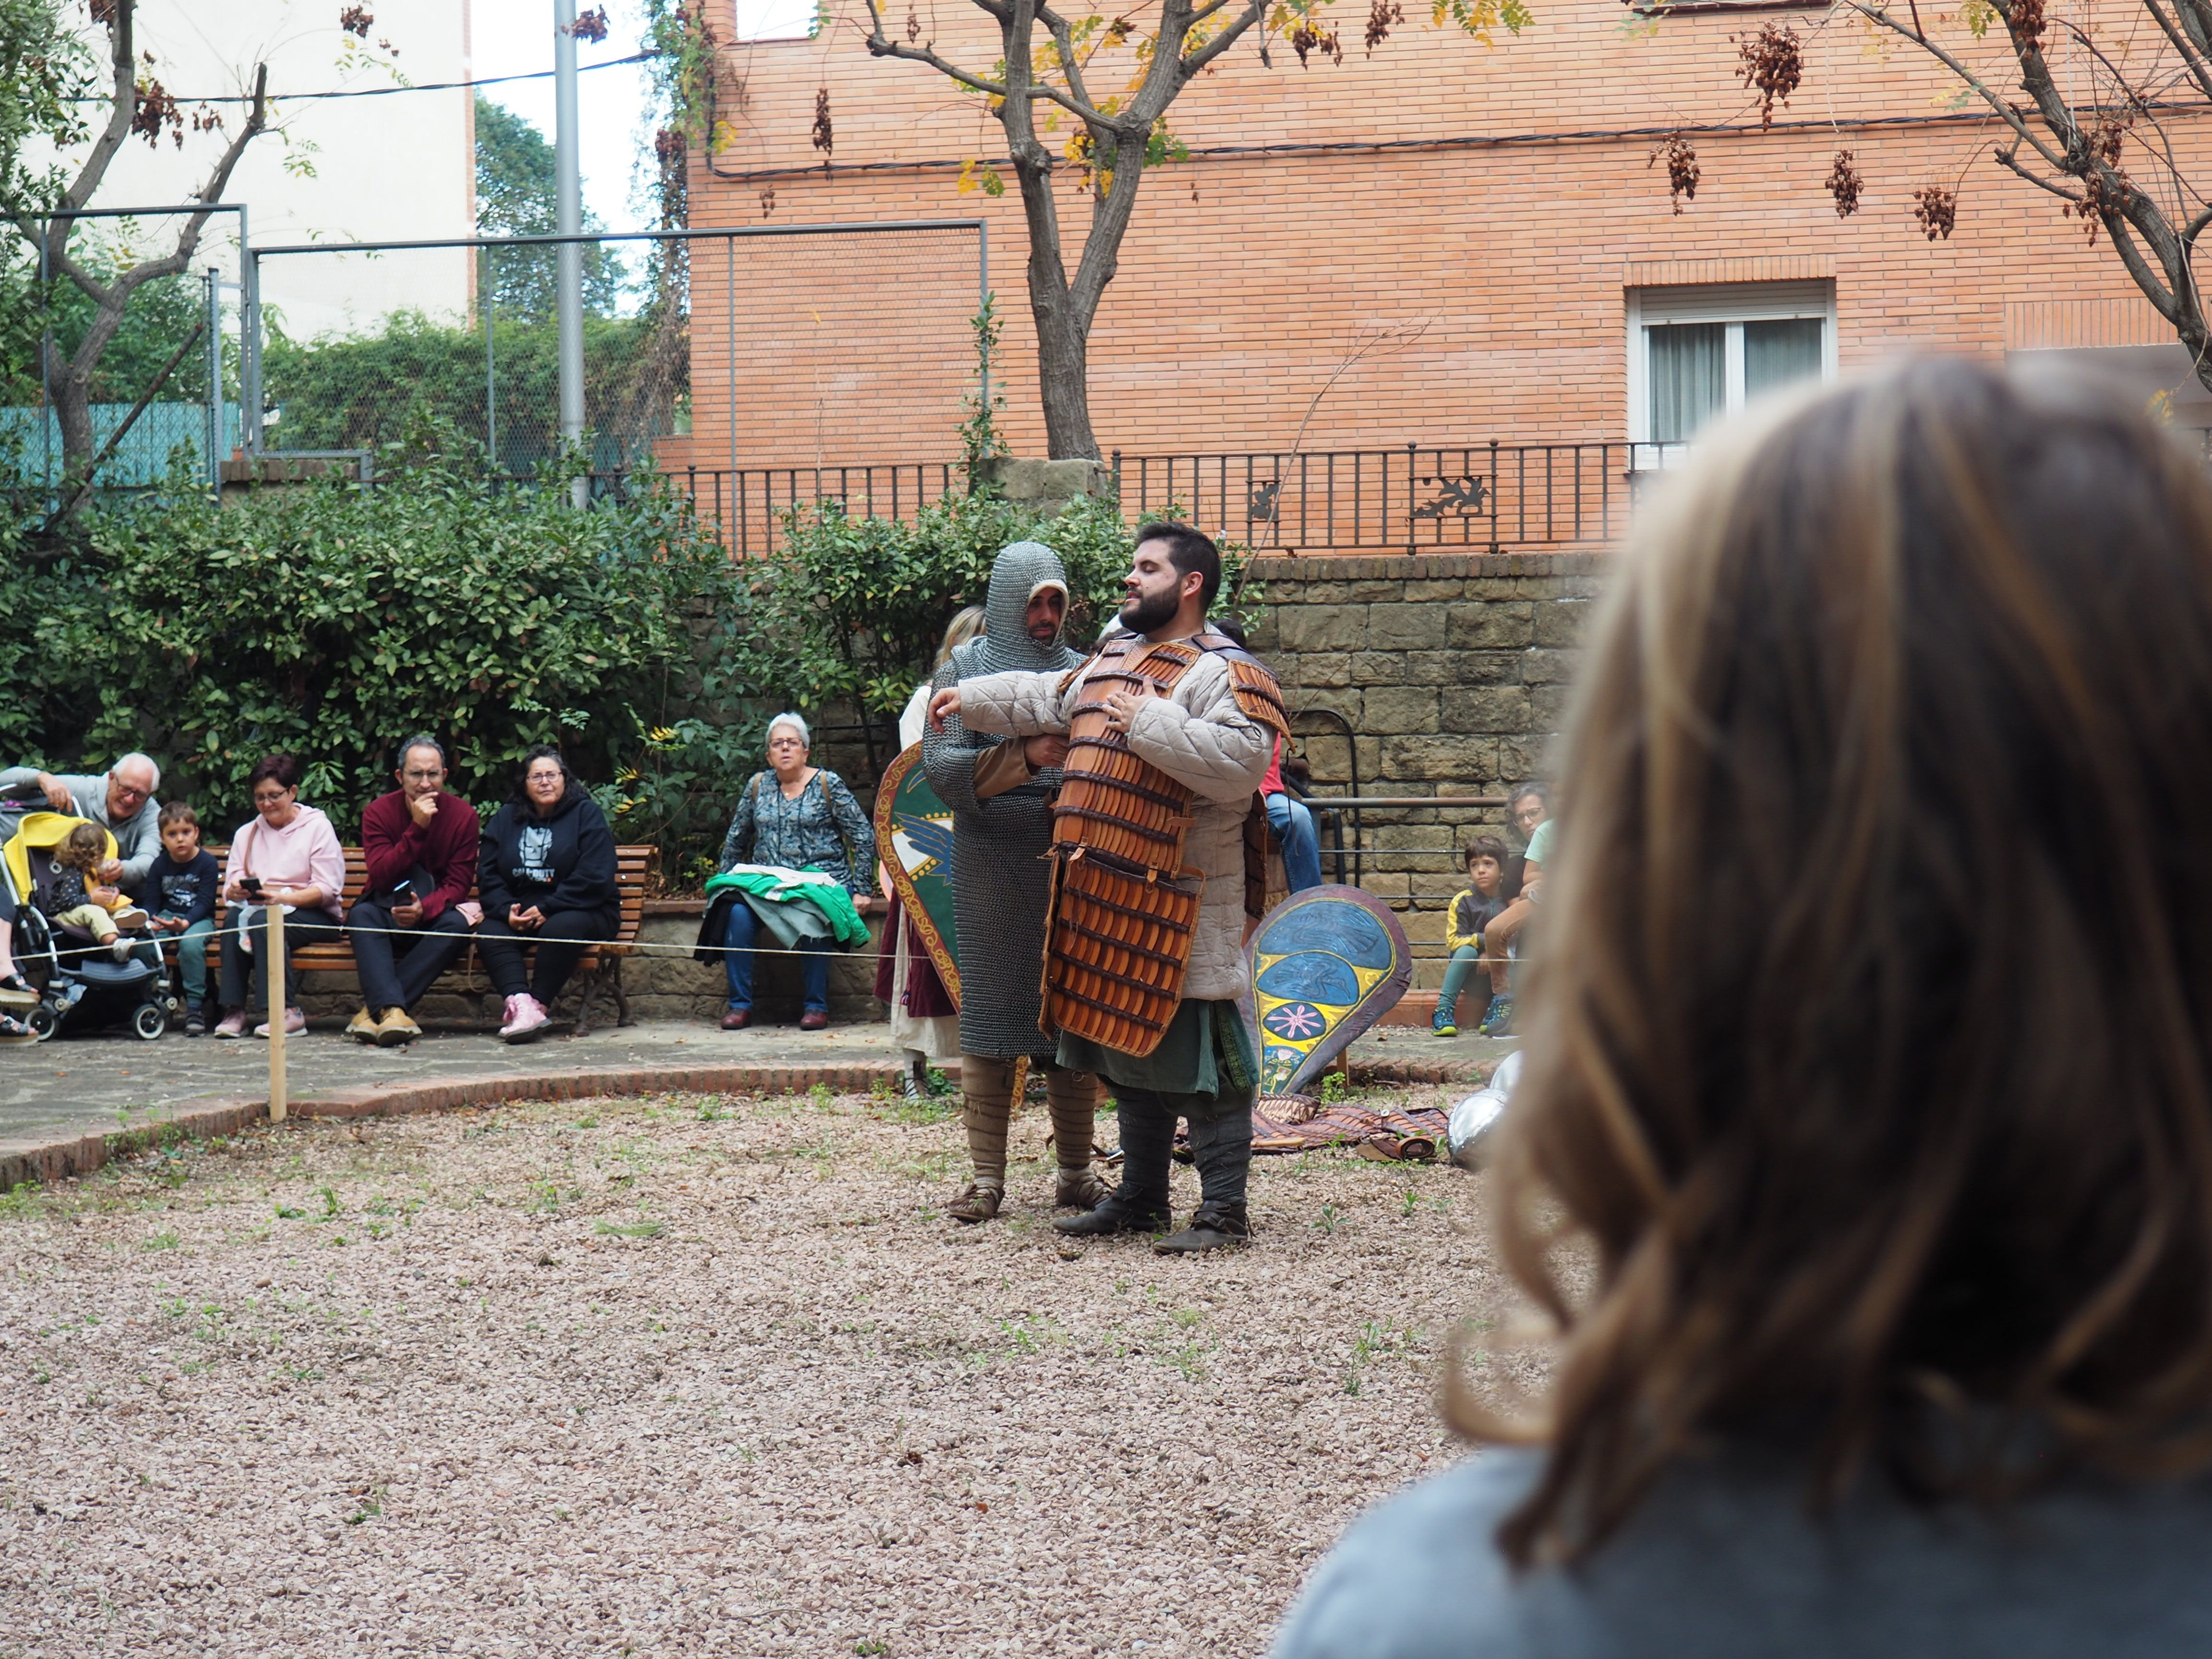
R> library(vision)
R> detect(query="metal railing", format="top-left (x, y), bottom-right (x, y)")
top-left (661, 440), bottom-right (1691, 557)
top-left (1117, 442), bottom-right (1688, 553)
top-left (674, 461), bottom-right (962, 556)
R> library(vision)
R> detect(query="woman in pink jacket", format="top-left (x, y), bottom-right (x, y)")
top-left (212, 753), bottom-right (347, 1038)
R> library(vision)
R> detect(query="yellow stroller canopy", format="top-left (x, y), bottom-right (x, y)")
top-left (2, 812), bottom-right (117, 906)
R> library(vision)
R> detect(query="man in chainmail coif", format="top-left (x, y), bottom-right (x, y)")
top-left (922, 541), bottom-right (1110, 1224)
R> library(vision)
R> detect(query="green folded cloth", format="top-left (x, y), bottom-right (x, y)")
top-left (705, 864), bottom-right (870, 950)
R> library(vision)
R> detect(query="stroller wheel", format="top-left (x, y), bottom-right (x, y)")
top-left (26, 1003), bottom-right (58, 1042)
top-left (132, 1002), bottom-right (168, 1041)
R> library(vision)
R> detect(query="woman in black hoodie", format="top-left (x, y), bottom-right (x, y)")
top-left (477, 745), bottom-right (619, 1042)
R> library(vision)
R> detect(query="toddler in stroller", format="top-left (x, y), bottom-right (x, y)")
top-left (4, 812), bottom-right (168, 1041)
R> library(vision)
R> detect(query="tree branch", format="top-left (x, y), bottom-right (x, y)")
top-left (58, 0), bottom-right (137, 217)
top-left (1180, 0), bottom-right (1267, 77)
top-left (1839, 0), bottom-right (2072, 172)
top-left (861, 0), bottom-right (1013, 95)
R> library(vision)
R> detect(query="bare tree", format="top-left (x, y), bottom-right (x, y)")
top-left (4, 0), bottom-right (269, 482)
top-left (1707, 3), bottom-right (2212, 393)
top-left (858, 0), bottom-right (1527, 459)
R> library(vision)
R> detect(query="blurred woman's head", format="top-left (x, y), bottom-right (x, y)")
top-left (938, 605), bottom-right (986, 667)
top-left (1479, 358), bottom-right (2212, 1562)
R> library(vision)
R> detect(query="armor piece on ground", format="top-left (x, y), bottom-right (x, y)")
top-left (922, 542), bottom-right (1083, 1059)
top-left (1447, 1048), bottom-right (1522, 1168)
top-left (1041, 633), bottom-right (1290, 1057)
top-left (1228, 1095), bottom-right (1455, 1159)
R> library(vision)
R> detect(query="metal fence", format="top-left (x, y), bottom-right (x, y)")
top-left (662, 440), bottom-right (1692, 557)
top-left (246, 221), bottom-right (987, 481)
top-left (7, 205), bottom-right (247, 498)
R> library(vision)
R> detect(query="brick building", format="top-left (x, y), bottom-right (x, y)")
top-left (674, 0), bottom-right (2204, 553)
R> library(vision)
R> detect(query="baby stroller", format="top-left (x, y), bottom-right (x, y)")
top-left (3, 812), bottom-right (170, 1041)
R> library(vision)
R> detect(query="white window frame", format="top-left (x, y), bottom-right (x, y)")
top-left (1626, 280), bottom-right (1839, 444)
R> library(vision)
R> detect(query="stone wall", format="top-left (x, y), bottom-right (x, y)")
top-left (1242, 551), bottom-right (1596, 1007)
top-left (293, 552), bottom-right (1595, 1030)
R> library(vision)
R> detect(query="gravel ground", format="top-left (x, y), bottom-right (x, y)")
top-left (0, 1083), bottom-right (1551, 1658)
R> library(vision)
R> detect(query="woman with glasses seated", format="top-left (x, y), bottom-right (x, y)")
top-left (476, 745), bottom-right (619, 1044)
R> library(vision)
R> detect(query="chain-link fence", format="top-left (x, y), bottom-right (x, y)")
top-left (3, 206), bottom-right (247, 499)
top-left (246, 220), bottom-right (986, 491)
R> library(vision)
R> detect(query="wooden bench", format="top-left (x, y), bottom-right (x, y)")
top-left (200, 845), bottom-right (655, 1034)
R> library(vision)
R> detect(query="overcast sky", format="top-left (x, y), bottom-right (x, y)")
top-left (469, 0), bottom-right (814, 231)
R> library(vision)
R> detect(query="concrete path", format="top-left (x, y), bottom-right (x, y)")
top-left (0, 1015), bottom-right (1509, 1188)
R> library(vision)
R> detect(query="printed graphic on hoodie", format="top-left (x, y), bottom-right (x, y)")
top-left (518, 824), bottom-right (555, 884)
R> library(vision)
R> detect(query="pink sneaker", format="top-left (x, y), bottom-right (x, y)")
top-left (499, 993), bottom-right (551, 1043)
top-left (253, 1007), bottom-right (307, 1038)
top-left (213, 1009), bottom-right (248, 1039)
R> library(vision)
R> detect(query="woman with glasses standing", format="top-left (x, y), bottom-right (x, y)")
top-left (210, 753), bottom-right (346, 1039)
top-left (476, 745), bottom-right (619, 1043)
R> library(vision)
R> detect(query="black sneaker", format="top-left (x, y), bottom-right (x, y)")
top-left (1153, 1206), bottom-right (1252, 1255)
top-left (1053, 1191), bottom-right (1172, 1236)
top-left (184, 1003), bottom-right (206, 1038)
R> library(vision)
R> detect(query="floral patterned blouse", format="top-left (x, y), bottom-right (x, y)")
top-left (718, 768), bottom-right (877, 897)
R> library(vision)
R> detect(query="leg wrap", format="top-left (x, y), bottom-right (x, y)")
top-left (1044, 1067), bottom-right (1101, 1175)
top-left (960, 1053), bottom-right (1016, 1190)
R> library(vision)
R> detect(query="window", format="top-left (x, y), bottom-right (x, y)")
top-left (1628, 281), bottom-right (1836, 445)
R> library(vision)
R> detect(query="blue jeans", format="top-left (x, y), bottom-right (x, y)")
top-left (1267, 793), bottom-right (1324, 893)
top-left (721, 900), bottom-right (830, 1014)
top-left (1435, 943), bottom-right (1484, 1029)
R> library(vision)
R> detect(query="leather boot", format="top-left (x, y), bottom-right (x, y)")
top-left (1053, 1189), bottom-right (1174, 1236)
top-left (1152, 1203), bottom-right (1252, 1255)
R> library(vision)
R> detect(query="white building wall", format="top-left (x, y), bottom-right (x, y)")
top-left (61, 0), bottom-right (474, 340)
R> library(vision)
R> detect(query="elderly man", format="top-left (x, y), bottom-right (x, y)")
top-left (0, 753), bottom-right (162, 997)
top-left (345, 735), bottom-right (482, 1047)
top-left (930, 523), bottom-right (1285, 1255)
top-left (922, 541), bottom-right (1107, 1225)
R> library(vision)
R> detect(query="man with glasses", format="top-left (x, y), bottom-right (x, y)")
top-left (1476, 782), bottom-right (1552, 1036)
top-left (344, 735), bottom-right (482, 1046)
top-left (0, 753), bottom-right (165, 1002)
top-left (0, 753), bottom-right (165, 888)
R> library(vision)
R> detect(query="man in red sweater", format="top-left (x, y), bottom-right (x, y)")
top-left (345, 735), bottom-right (482, 1046)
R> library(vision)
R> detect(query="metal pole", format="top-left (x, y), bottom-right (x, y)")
top-left (485, 245), bottom-right (498, 472)
top-left (240, 205), bottom-right (260, 455)
top-left (266, 902), bottom-right (287, 1123)
top-left (36, 220), bottom-right (51, 493)
top-left (977, 223), bottom-right (989, 423)
top-left (206, 267), bottom-right (224, 500)
top-left (553, 0), bottom-right (588, 508)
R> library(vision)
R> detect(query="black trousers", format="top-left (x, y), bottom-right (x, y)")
top-left (1112, 1080), bottom-right (1257, 1218)
top-left (477, 909), bottom-right (613, 1002)
top-left (217, 906), bottom-right (345, 1010)
top-left (347, 899), bottom-right (473, 1013)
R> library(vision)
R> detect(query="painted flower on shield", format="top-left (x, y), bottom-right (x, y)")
top-left (1265, 1002), bottom-right (1326, 1041)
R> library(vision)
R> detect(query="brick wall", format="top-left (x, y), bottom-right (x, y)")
top-left (680, 0), bottom-right (2202, 489)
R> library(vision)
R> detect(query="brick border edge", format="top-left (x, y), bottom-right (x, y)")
top-left (0, 1053), bottom-right (1487, 1190)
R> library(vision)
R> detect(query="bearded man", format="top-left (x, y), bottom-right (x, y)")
top-left (922, 541), bottom-right (1109, 1224)
top-left (930, 523), bottom-right (1284, 1255)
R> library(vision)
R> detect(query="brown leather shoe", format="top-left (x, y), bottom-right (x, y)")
top-left (720, 1008), bottom-right (750, 1031)
top-left (799, 1010), bottom-right (829, 1031)
top-left (946, 1182), bottom-right (1003, 1225)
top-left (1054, 1168), bottom-right (1113, 1211)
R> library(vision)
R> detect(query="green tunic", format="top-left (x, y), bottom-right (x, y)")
top-left (1056, 997), bottom-right (1256, 1115)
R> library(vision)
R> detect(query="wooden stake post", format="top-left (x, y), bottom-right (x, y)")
top-left (267, 902), bottom-right (287, 1122)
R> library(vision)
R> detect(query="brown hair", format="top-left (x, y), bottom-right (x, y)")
top-left (156, 801), bottom-right (198, 832)
top-left (1467, 358), bottom-right (2212, 1563)
top-left (1464, 834), bottom-right (1510, 874)
top-left (56, 821), bottom-right (106, 874)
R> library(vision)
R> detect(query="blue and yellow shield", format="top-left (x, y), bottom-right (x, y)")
top-left (1248, 884), bottom-right (1412, 1096)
